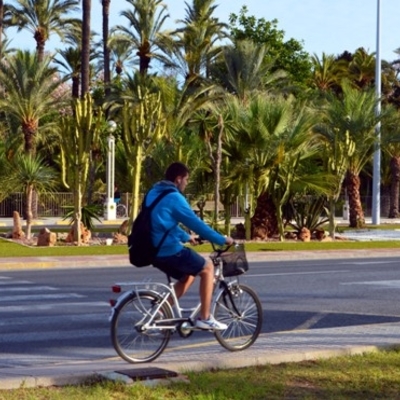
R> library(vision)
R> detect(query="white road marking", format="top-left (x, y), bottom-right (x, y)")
top-left (0, 286), bottom-right (57, 292)
top-left (0, 293), bottom-right (85, 302)
top-left (294, 312), bottom-right (328, 330)
top-left (0, 280), bottom-right (33, 285)
top-left (249, 270), bottom-right (349, 277)
top-left (342, 280), bottom-right (400, 289)
top-left (339, 261), bottom-right (399, 265)
top-left (0, 302), bottom-right (108, 313)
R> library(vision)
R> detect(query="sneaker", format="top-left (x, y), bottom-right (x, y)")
top-left (195, 315), bottom-right (228, 331)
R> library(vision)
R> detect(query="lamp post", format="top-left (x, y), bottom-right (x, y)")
top-left (104, 120), bottom-right (117, 220)
top-left (372, 0), bottom-right (381, 225)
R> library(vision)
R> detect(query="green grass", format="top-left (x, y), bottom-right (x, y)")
top-left (2, 348), bottom-right (400, 399)
top-left (1, 235), bottom-right (400, 258)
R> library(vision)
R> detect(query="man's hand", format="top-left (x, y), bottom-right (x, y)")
top-left (188, 235), bottom-right (199, 245)
top-left (225, 236), bottom-right (234, 246)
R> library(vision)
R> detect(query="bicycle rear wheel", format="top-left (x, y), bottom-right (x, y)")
top-left (213, 283), bottom-right (262, 351)
top-left (110, 291), bottom-right (172, 363)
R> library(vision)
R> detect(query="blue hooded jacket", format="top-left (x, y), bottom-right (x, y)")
top-left (146, 181), bottom-right (226, 257)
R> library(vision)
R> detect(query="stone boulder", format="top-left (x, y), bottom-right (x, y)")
top-left (298, 227), bottom-right (311, 242)
top-left (66, 222), bottom-right (91, 244)
top-left (37, 227), bottom-right (57, 247)
top-left (113, 232), bottom-right (128, 245)
top-left (118, 220), bottom-right (129, 236)
top-left (315, 229), bottom-right (326, 241)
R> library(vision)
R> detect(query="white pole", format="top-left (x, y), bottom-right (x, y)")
top-left (372, 0), bottom-right (381, 225)
top-left (104, 121), bottom-right (117, 220)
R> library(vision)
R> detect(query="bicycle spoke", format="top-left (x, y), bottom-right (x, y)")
top-left (111, 292), bottom-right (172, 363)
top-left (214, 284), bottom-right (262, 351)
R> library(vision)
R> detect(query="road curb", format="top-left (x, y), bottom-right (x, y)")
top-left (0, 344), bottom-right (386, 390)
top-left (2, 249), bottom-right (400, 271)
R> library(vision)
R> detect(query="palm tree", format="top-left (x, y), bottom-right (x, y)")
top-left (321, 83), bottom-right (380, 228)
top-left (6, 0), bottom-right (80, 62)
top-left (163, 0), bottom-right (228, 87)
top-left (0, 50), bottom-right (65, 155)
top-left (348, 48), bottom-right (376, 89)
top-left (309, 52), bottom-right (346, 94)
top-left (218, 40), bottom-right (287, 100)
top-left (107, 32), bottom-right (135, 77)
top-left (0, 154), bottom-right (58, 239)
top-left (54, 47), bottom-right (82, 98)
top-left (113, 0), bottom-right (169, 75)
top-left (380, 106), bottom-right (400, 218)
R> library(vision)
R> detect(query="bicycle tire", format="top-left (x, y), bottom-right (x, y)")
top-left (213, 283), bottom-right (262, 351)
top-left (110, 291), bottom-right (173, 363)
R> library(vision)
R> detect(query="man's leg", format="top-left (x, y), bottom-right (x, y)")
top-left (173, 275), bottom-right (195, 299)
top-left (198, 259), bottom-right (214, 320)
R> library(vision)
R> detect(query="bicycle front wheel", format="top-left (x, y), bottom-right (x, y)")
top-left (213, 283), bottom-right (262, 351)
top-left (110, 291), bottom-right (172, 363)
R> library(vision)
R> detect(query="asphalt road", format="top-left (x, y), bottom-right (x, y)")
top-left (2, 257), bottom-right (400, 368)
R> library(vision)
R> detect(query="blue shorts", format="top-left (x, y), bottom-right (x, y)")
top-left (153, 247), bottom-right (206, 281)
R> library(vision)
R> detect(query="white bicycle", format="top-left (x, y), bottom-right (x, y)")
top-left (109, 242), bottom-right (262, 363)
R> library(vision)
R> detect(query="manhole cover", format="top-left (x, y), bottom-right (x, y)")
top-left (114, 367), bottom-right (178, 381)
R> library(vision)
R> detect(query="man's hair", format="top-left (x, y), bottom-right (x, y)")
top-left (165, 162), bottom-right (189, 182)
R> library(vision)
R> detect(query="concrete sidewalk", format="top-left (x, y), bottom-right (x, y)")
top-left (1, 321), bottom-right (400, 389)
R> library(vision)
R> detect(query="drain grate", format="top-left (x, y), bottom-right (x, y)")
top-left (114, 367), bottom-right (178, 381)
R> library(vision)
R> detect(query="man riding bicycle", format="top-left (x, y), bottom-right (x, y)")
top-left (148, 162), bottom-right (234, 330)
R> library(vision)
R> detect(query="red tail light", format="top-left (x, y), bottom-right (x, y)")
top-left (109, 299), bottom-right (117, 307)
top-left (112, 285), bottom-right (121, 293)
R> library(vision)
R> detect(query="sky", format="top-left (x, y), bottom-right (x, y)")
top-left (8, 0), bottom-right (400, 62)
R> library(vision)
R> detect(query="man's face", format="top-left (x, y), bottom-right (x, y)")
top-left (176, 174), bottom-right (189, 193)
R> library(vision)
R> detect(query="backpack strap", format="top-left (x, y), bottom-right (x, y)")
top-left (145, 188), bottom-right (176, 211)
top-left (146, 189), bottom-right (176, 254)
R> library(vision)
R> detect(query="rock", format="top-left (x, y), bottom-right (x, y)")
top-left (298, 227), bottom-right (311, 242)
top-left (66, 222), bottom-right (92, 244)
top-left (118, 220), bottom-right (129, 236)
top-left (12, 211), bottom-right (25, 239)
top-left (315, 229), bottom-right (326, 241)
top-left (284, 231), bottom-right (297, 240)
top-left (113, 232), bottom-right (128, 244)
top-left (37, 227), bottom-right (57, 247)
top-left (252, 226), bottom-right (269, 240)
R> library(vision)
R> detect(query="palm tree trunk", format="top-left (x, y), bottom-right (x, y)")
top-left (102, 0), bottom-right (111, 97)
top-left (389, 156), bottom-right (400, 218)
top-left (24, 185), bottom-right (33, 240)
top-left (328, 198), bottom-right (336, 238)
top-left (81, 0), bottom-right (91, 97)
top-left (251, 192), bottom-right (278, 239)
top-left (212, 115), bottom-right (223, 229)
top-left (346, 170), bottom-right (365, 228)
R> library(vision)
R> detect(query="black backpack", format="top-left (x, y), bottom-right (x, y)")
top-left (128, 189), bottom-right (175, 267)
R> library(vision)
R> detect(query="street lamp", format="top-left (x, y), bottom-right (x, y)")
top-left (104, 120), bottom-right (117, 220)
top-left (372, 0), bottom-right (381, 225)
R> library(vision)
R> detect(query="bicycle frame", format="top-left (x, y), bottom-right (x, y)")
top-left (110, 243), bottom-right (262, 363)
top-left (110, 273), bottom-right (237, 332)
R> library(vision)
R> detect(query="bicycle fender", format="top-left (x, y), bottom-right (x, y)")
top-left (112, 289), bottom-right (163, 312)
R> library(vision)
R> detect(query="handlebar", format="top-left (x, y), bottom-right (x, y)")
top-left (194, 237), bottom-right (236, 255)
